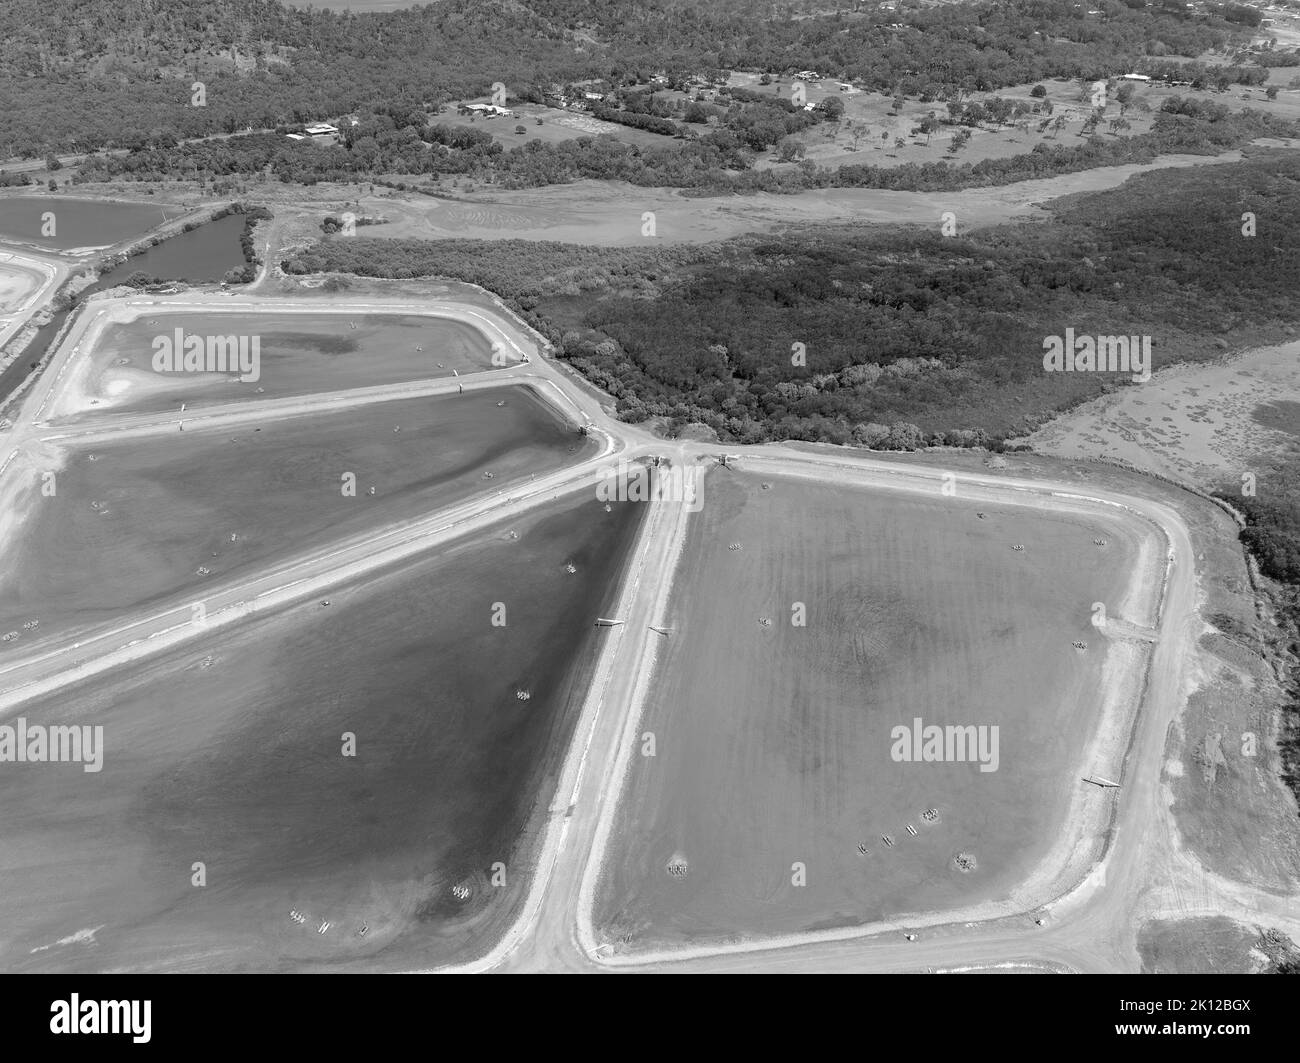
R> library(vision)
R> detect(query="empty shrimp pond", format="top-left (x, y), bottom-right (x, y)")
top-left (0, 487), bottom-right (645, 972)
top-left (595, 468), bottom-right (1162, 949)
top-left (52, 308), bottom-right (501, 420)
top-left (0, 386), bottom-right (593, 647)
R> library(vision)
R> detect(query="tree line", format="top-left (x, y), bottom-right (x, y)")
top-left (0, 0), bottom-right (1272, 158)
top-left (282, 153), bottom-right (1300, 450)
top-left (73, 98), bottom-right (1291, 197)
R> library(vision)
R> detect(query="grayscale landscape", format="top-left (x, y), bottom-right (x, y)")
top-left (1, 0), bottom-right (1298, 993)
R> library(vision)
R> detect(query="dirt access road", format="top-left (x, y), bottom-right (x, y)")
top-left (0, 248), bottom-right (65, 354)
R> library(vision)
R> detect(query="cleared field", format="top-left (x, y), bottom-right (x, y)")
top-left (1026, 339), bottom-right (1300, 484)
top-left (0, 386), bottom-right (593, 647)
top-left (721, 74), bottom-right (1152, 172)
top-left (432, 101), bottom-right (676, 152)
top-left (332, 149), bottom-right (1246, 248)
top-left (0, 487), bottom-right (645, 972)
top-left (728, 72), bottom-right (1288, 173)
top-left (0, 196), bottom-right (173, 251)
top-left (56, 309), bottom-right (496, 418)
top-left (1137, 916), bottom-right (1271, 974)
top-left (595, 469), bottom-right (1143, 947)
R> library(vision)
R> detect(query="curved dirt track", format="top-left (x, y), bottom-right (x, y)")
top-left (0, 248), bottom-right (64, 353)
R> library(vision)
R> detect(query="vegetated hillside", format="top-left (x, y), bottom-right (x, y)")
top-left (0, 0), bottom-right (1267, 158)
top-left (67, 93), bottom-right (1291, 195)
top-left (288, 152), bottom-right (1300, 448)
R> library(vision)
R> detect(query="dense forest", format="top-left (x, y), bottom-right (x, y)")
top-left (0, 0), bottom-right (1269, 158)
top-left (285, 152), bottom-right (1300, 447)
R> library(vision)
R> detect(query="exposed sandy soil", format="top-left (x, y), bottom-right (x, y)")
top-left (0, 249), bottom-right (64, 357)
top-left (0, 261), bottom-right (45, 314)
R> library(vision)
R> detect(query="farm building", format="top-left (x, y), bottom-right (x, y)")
top-left (464, 103), bottom-right (514, 118)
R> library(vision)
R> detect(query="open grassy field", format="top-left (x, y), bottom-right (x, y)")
top-left (0, 484), bottom-right (645, 972)
top-left (0, 385), bottom-right (593, 647)
top-left (595, 468), bottom-right (1145, 947)
top-left (57, 309), bottom-right (496, 419)
top-left (0, 196), bottom-right (175, 252)
top-left (431, 100), bottom-right (678, 153)
top-left (305, 147), bottom-right (1246, 251)
top-left (1137, 916), bottom-right (1274, 974)
top-left (723, 71), bottom-right (1297, 173)
top-left (729, 73), bottom-right (1147, 172)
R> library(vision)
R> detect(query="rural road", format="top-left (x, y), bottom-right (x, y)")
top-left (0, 289), bottom-right (1293, 975)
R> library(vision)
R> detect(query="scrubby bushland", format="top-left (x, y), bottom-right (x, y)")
top-left (287, 153), bottom-right (1300, 445)
top-left (1215, 482), bottom-right (1300, 812)
top-left (213, 202), bottom-right (273, 284)
top-left (76, 93), bottom-right (1291, 194)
